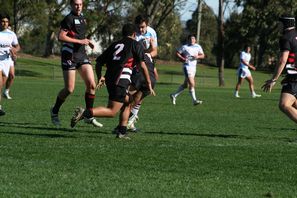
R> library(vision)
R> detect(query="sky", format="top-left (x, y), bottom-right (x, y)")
top-left (180, 0), bottom-right (241, 21)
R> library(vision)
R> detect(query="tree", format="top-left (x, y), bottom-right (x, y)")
top-left (217, 0), bottom-right (225, 86)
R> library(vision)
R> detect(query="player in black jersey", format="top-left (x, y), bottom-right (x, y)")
top-left (70, 23), bottom-right (155, 139)
top-left (50, 0), bottom-right (101, 127)
top-left (262, 15), bottom-right (297, 123)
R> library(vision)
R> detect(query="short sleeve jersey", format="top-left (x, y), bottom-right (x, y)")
top-left (136, 26), bottom-right (158, 51)
top-left (177, 44), bottom-right (204, 67)
top-left (0, 29), bottom-right (18, 61)
top-left (96, 37), bottom-right (145, 88)
top-left (60, 11), bottom-right (87, 61)
top-left (239, 51), bottom-right (251, 69)
top-left (279, 28), bottom-right (297, 76)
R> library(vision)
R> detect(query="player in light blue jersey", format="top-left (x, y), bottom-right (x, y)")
top-left (170, 34), bottom-right (205, 105)
top-left (126, 15), bottom-right (158, 131)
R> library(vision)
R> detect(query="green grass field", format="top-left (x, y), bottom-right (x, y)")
top-left (0, 56), bottom-right (296, 197)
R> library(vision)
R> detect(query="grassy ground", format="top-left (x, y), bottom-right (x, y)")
top-left (0, 56), bottom-right (296, 197)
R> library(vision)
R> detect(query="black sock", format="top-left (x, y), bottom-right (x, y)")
top-left (52, 96), bottom-right (65, 114)
top-left (83, 108), bottom-right (93, 119)
top-left (119, 126), bottom-right (127, 135)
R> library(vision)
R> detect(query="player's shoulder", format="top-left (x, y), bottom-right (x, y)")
top-left (146, 26), bottom-right (157, 37)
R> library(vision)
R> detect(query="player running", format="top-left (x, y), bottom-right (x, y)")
top-left (126, 14), bottom-right (158, 132)
top-left (70, 23), bottom-right (155, 139)
top-left (170, 34), bottom-right (205, 105)
top-left (0, 14), bottom-right (20, 116)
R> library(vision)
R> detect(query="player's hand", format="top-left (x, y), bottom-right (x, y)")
top-left (80, 38), bottom-right (91, 46)
top-left (96, 76), bottom-right (105, 89)
top-left (250, 65), bottom-right (256, 71)
top-left (261, 79), bottom-right (276, 93)
top-left (10, 48), bottom-right (17, 61)
top-left (150, 88), bottom-right (156, 96)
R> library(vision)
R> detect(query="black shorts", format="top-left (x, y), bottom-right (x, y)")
top-left (281, 81), bottom-right (297, 98)
top-left (131, 72), bottom-right (156, 97)
top-left (61, 51), bottom-right (91, 71)
top-left (106, 83), bottom-right (128, 103)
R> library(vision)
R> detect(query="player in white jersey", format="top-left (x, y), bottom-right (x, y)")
top-left (0, 14), bottom-right (20, 116)
top-left (170, 34), bottom-right (205, 105)
top-left (234, 45), bottom-right (261, 98)
top-left (126, 15), bottom-right (158, 131)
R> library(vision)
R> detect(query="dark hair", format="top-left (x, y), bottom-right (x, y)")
top-left (279, 15), bottom-right (295, 29)
top-left (0, 13), bottom-right (10, 21)
top-left (122, 23), bottom-right (137, 37)
top-left (134, 14), bottom-right (148, 25)
top-left (243, 44), bottom-right (250, 50)
top-left (187, 34), bottom-right (196, 40)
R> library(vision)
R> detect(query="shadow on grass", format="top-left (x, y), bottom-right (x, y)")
top-left (0, 131), bottom-right (75, 138)
top-left (0, 121), bottom-right (76, 138)
top-left (144, 131), bottom-right (295, 142)
top-left (15, 69), bottom-right (42, 77)
top-left (145, 131), bottom-right (239, 139)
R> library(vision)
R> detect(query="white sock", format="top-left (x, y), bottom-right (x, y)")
top-left (131, 103), bottom-right (141, 117)
top-left (189, 88), bottom-right (197, 102)
top-left (173, 85), bottom-right (185, 97)
top-left (235, 90), bottom-right (239, 96)
top-left (4, 89), bottom-right (9, 94)
top-left (252, 91), bottom-right (256, 96)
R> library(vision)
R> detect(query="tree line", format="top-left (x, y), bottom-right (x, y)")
top-left (1, 0), bottom-right (297, 84)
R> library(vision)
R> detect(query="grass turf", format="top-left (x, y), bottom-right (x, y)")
top-left (0, 56), bottom-right (296, 197)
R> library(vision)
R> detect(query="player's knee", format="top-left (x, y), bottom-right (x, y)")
top-left (279, 102), bottom-right (289, 112)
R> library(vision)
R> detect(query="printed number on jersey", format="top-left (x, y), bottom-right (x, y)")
top-left (113, 44), bottom-right (124, 60)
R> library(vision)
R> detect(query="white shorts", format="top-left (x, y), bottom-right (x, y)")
top-left (183, 66), bottom-right (196, 78)
top-left (0, 60), bottom-right (11, 77)
top-left (237, 67), bottom-right (251, 78)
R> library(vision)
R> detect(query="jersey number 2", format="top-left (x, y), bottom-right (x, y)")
top-left (113, 44), bottom-right (124, 60)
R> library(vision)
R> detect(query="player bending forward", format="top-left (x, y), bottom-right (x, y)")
top-left (70, 23), bottom-right (155, 139)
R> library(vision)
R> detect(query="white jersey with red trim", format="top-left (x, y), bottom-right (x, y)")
top-left (178, 44), bottom-right (204, 68)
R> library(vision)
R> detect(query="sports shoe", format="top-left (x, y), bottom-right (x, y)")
top-left (0, 109), bottom-right (5, 116)
top-left (127, 123), bottom-right (138, 132)
top-left (84, 117), bottom-right (103, 127)
top-left (252, 94), bottom-right (262, 98)
top-left (116, 133), bottom-right (131, 140)
top-left (127, 114), bottom-right (138, 127)
top-left (70, 107), bottom-right (85, 128)
top-left (170, 94), bottom-right (176, 105)
top-left (193, 99), bottom-right (203, 106)
top-left (234, 94), bottom-right (240, 98)
top-left (2, 91), bottom-right (12, 99)
top-left (50, 107), bottom-right (61, 126)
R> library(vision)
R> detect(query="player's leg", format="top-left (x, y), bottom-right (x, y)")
top-left (77, 63), bottom-right (102, 127)
top-left (234, 69), bottom-right (244, 98)
top-left (127, 91), bottom-right (143, 131)
top-left (170, 67), bottom-right (188, 100)
top-left (0, 70), bottom-right (4, 116)
top-left (3, 64), bottom-right (14, 99)
top-left (279, 93), bottom-right (297, 123)
top-left (246, 75), bottom-right (261, 98)
top-left (51, 70), bottom-right (76, 126)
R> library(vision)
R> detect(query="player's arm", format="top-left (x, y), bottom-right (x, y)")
top-left (176, 51), bottom-right (187, 62)
top-left (95, 51), bottom-right (108, 89)
top-left (58, 29), bottom-right (91, 46)
top-left (148, 37), bottom-right (157, 58)
top-left (10, 44), bottom-right (20, 60)
top-left (262, 51), bottom-right (289, 92)
top-left (241, 59), bottom-right (256, 71)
